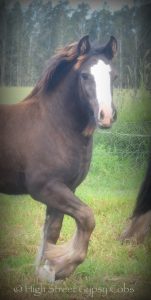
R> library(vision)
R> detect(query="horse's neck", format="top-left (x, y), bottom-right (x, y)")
top-left (43, 74), bottom-right (85, 133)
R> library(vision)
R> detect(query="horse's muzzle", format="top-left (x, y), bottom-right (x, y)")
top-left (98, 107), bottom-right (117, 129)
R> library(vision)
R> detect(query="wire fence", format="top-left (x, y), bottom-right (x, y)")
top-left (95, 121), bottom-right (151, 161)
top-left (100, 132), bottom-right (151, 137)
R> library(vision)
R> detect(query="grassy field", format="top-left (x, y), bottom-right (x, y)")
top-left (0, 87), bottom-right (151, 300)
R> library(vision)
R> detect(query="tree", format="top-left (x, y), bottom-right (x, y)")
top-left (0, 1), bottom-right (150, 89)
top-left (0, 1), bottom-right (8, 85)
top-left (70, 3), bottom-right (90, 38)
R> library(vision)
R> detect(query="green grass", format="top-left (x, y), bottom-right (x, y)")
top-left (0, 87), bottom-right (151, 299)
top-left (0, 86), bottom-right (33, 104)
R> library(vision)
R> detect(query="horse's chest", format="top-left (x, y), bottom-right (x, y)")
top-left (28, 134), bottom-right (93, 192)
top-left (68, 140), bottom-right (93, 189)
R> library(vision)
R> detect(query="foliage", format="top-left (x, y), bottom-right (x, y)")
top-left (0, 1), bottom-right (151, 89)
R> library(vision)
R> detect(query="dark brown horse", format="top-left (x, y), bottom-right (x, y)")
top-left (120, 155), bottom-right (151, 243)
top-left (0, 36), bottom-right (117, 281)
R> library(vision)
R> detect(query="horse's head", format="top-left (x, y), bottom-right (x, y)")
top-left (76, 35), bottom-right (117, 131)
top-left (27, 35), bottom-right (117, 134)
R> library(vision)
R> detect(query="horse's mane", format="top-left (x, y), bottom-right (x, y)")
top-left (23, 36), bottom-right (115, 101)
top-left (24, 42), bottom-right (80, 100)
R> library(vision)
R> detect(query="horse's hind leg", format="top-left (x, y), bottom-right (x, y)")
top-left (120, 158), bottom-right (151, 243)
top-left (33, 182), bottom-right (95, 281)
top-left (36, 207), bottom-right (64, 272)
top-left (120, 211), bottom-right (151, 243)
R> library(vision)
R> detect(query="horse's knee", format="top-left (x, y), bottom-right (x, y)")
top-left (75, 251), bottom-right (86, 264)
top-left (79, 206), bottom-right (95, 232)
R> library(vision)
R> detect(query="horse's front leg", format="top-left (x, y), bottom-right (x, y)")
top-left (36, 207), bottom-right (64, 272)
top-left (32, 182), bottom-right (95, 281)
top-left (44, 207), bottom-right (64, 244)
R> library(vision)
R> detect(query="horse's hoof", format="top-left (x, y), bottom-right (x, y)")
top-left (36, 261), bottom-right (56, 282)
top-left (119, 229), bottom-right (136, 243)
top-left (119, 213), bottom-right (151, 244)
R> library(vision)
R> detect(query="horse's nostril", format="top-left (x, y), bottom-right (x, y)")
top-left (100, 110), bottom-right (104, 120)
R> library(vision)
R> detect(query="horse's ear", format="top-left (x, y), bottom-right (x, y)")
top-left (77, 35), bottom-right (91, 56)
top-left (103, 36), bottom-right (117, 60)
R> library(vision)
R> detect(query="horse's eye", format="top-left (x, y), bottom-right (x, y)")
top-left (81, 73), bottom-right (91, 80)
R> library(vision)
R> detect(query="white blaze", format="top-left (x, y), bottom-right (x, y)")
top-left (90, 60), bottom-right (112, 121)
